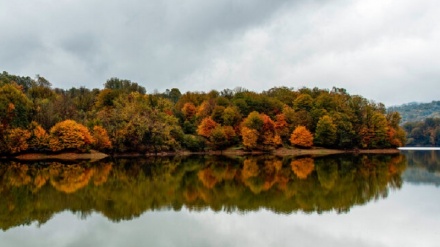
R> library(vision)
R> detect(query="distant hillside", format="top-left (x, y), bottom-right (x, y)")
top-left (388, 101), bottom-right (440, 124)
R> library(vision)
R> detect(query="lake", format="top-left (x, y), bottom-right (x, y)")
top-left (0, 151), bottom-right (439, 247)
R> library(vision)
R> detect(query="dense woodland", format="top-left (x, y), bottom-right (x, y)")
top-left (403, 118), bottom-right (440, 146)
top-left (0, 71), bottom-right (406, 155)
top-left (388, 101), bottom-right (440, 146)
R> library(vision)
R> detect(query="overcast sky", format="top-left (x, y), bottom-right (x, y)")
top-left (1, 0), bottom-right (439, 106)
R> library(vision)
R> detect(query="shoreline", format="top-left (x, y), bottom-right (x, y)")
top-left (6, 147), bottom-right (402, 161)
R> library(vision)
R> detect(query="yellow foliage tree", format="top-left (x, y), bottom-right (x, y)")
top-left (290, 125), bottom-right (313, 148)
top-left (272, 134), bottom-right (282, 146)
top-left (92, 125), bottom-right (113, 151)
top-left (241, 126), bottom-right (258, 149)
top-left (6, 128), bottom-right (31, 154)
top-left (49, 120), bottom-right (94, 152)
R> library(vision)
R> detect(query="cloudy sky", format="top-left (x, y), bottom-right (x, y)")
top-left (1, 0), bottom-right (439, 106)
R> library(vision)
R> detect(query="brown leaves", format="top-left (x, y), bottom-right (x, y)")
top-left (7, 128), bottom-right (31, 154)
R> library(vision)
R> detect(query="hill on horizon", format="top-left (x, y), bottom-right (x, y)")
top-left (388, 101), bottom-right (440, 124)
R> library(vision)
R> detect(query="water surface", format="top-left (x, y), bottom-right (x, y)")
top-left (0, 152), bottom-right (439, 247)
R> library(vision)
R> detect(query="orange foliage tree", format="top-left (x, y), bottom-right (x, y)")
top-left (182, 102), bottom-right (197, 120)
top-left (387, 127), bottom-right (406, 147)
top-left (261, 114), bottom-right (281, 149)
top-left (274, 113), bottom-right (290, 140)
top-left (197, 117), bottom-right (218, 138)
top-left (241, 111), bottom-right (281, 150)
top-left (290, 125), bottom-right (313, 148)
top-left (49, 120), bottom-right (94, 152)
top-left (92, 125), bottom-right (113, 151)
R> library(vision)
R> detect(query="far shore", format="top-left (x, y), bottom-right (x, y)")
top-left (5, 147), bottom-right (402, 161)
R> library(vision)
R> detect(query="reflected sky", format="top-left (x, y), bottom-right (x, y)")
top-left (2, 183), bottom-right (439, 247)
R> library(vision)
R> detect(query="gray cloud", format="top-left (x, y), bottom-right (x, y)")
top-left (1, 0), bottom-right (439, 105)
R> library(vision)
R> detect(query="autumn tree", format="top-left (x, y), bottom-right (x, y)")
top-left (290, 126), bottom-right (313, 148)
top-left (27, 121), bottom-right (49, 151)
top-left (97, 92), bottom-right (181, 153)
top-left (241, 111), bottom-right (280, 150)
top-left (274, 113), bottom-right (290, 141)
top-left (241, 127), bottom-right (258, 149)
top-left (360, 112), bottom-right (389, 148)
top-left (261, 114), bottom-right (281, 149)
top-left (386, 111), bottom-right (406, 147)
top-left (2, 128), bottom-right (31, 154)
top-left (197, 117), bottom-right (218, 138)
top-left (49, 120), bottom-right (94, 152)
top-left (209, 126), bottom-right (229, 150)
top-left (182, 102), bottom-right (197, 120)
top-left (196, 100), bottom-right (215, 119)
top-left (92, 126), bottom-right (112, 151)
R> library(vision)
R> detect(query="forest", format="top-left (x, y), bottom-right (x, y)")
top-left (403, 118), bottom-right (440, 146)
top-left (0, 71), bottom-right (406, 155)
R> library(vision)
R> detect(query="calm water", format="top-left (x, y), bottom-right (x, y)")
top-left (0, 152), bottom-right (439, 247)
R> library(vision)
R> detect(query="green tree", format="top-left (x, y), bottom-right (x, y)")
top-left (315, 115), bottom-right (337, 147)
top-left (97, 92), bottom-right (181, 153)
top-left (0, 83), bottom-right (32, 128)
top-left (210, 126), bottom-right (229, 150)
top-left (293, 93), bottom-right (313, 111)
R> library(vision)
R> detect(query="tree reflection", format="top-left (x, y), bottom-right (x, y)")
top-left (0, 154), bottom-right (407, 230)
top-left (404, 150), bottom-right (440, 172)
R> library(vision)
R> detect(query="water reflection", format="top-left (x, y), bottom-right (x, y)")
top-left (0, 154), bottom-right (407, 230)
top-left (401, 150), bottom-right (440, 186)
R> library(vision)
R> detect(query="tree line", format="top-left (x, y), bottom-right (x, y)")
top-left (0, 71), bottom-right (406, 155)
top-left (403, 118), bottom-right (440, 146)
